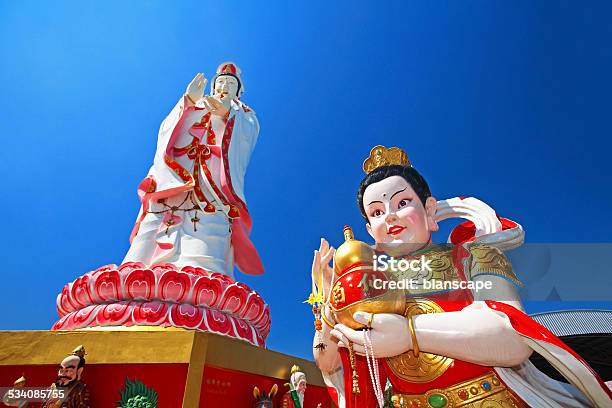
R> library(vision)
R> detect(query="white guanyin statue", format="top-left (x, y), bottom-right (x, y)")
top-left (53, 63), bottom-right (269, 347)
top-left (123, 62), bottom-right (262, 278)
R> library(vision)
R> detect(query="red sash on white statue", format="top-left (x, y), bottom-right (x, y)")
top-left (129, 96), bottom-right (263, 276)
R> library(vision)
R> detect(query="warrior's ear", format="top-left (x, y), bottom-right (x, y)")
top-left (253, 386), bottom-right (260, 399)
top-left (425, 196), bottom-right (439, 232)
top-left (77, 367), bottom-right (84, 379)
top-left (269, 383), bottom-right (278, 398)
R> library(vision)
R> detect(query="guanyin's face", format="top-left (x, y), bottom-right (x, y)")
top-left (214, 75), bottom-right (239, 101)
top-left (363, 175), bottom-right (438, 250)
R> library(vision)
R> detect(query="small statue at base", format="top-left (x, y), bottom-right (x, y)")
top-left (42, 345), bottom-right (90, 408)
top-left (281, 365), bottom-right (308, 408)
top-left (253, 383), bottom-right (278, 408)
top-left (2, 375), bottom-right (27, 407)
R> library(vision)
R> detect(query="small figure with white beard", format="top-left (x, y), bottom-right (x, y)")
top-left (281, 365), bottom-right (308, 408)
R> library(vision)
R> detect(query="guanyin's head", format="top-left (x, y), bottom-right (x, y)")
top-left (212, 62), bottom-right (243, 102)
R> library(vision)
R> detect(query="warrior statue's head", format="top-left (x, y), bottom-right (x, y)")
top-left (211, 61), bottom-right (243, 102)
top-left (56, 345), bottom-right (86, 386)
top-left (358, 146), bottom-right (439, 253)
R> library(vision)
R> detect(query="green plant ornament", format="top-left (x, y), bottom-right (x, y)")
top-left (118, 378), bottom-right (159, 408)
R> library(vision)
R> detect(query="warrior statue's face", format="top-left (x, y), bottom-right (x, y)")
top-left (363, 175), bottom-right (438, 251)
top-left (213, 75), bottom-right (239, 102)
top-left (57, 355), bottom-right (82, 386)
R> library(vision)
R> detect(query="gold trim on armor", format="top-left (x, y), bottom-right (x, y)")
top-left (390, 245), bottom-right (461, 296)
top-left (407, 315), bottom-right (420, 357)
top-left (386, 299), bottom-right (454, 383)
top-left (391, 372), bottom-right (526, 407)
top-left (468, 245), bottom-right (523, 287)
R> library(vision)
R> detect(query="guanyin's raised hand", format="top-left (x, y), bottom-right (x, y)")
top-left (185, 73), bottom-right (206, 103)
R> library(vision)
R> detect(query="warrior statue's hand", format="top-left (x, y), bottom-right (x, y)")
top-left (331, 312), bottom-right (412, 358)
top-left (185, 73), bottom-right (206, 103)
top-left (311, 238), bottom-right (336, 301)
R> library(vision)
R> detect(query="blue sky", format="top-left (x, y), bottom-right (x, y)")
top-left (1, 1), bottom-right (611, 360)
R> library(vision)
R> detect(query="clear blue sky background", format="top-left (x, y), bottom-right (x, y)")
top-left (1, 1), bottom-right (611, 360)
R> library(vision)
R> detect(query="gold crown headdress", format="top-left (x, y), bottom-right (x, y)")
top-left (362, 145), bottom-right (411, 174)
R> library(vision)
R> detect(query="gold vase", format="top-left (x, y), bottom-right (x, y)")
top-left (329, 226), bottom-right (405, 329)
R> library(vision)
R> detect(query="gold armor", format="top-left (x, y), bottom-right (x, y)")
top-left (385, 246), bottom-right (460, 383)
top-left (391, 372), bottom-right (526, 407)
top-left (387, 244), bottom-right (521, 384)
top-left (468, 245), bottom-right (523, 287)
top-left (328, 226), bottom-right (523, 386)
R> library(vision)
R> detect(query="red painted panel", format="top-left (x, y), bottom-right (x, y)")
top-left (0, 363), bottom-right (187, 407)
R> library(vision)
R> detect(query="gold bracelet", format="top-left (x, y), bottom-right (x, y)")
top-left (408, 315), bottom-right (420, 357)
top-left (321, 305), bottom-right (336, 329)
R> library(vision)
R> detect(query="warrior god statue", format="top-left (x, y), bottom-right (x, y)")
top-left (310, 146), bottom-right (612, 408)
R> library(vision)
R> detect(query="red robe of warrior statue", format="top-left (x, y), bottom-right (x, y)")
top-left (124, 62), bottom-right (262, 279)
